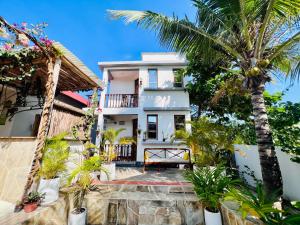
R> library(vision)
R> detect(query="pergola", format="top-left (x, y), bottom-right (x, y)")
top-left (0, 21), bottom-right (103, 204)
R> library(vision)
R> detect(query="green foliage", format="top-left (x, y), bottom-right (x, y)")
top-left (99, 128), bottom-right (135, 163)
top-left (233, 91), bottom-right (300, 162)
top-left (72, 90), bottom-right (98, 141)
top-left (265, 92), bottom-right (300, 163)
top-left (24, 191), bottom-right (45, 204)
top-left (225, 183), bottom-right (300, 224)
top-left (67, 155), bottom-right (105, 212)
top-left (184, 164), bottom-right (239, 212)
top-left (184, 53), bottom-right (252, 120)
top-left (39, 132), bottom-right (70, 179)
top-left (0, 19), bottom-right (58, 82)
top-left (173, 117), bottom-right (234, 166)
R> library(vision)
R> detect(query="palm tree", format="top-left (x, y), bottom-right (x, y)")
top-left (108, 0), bottom-right (300, 195)
top-left (172, 117), bottom-right (234, 166)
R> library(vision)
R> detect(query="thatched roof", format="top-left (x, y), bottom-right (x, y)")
top-left (0, 43), bottom-right (104, 92)
top-left (54, 42), bottom-right (104, 91)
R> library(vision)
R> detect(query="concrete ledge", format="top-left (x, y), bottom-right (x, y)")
top-left (0, 195), bottom-right (69, 225)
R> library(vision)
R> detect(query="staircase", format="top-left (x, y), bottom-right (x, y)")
top-left (86, 180), bottom-right (204, 225)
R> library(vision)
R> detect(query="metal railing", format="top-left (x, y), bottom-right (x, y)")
top-left (104, 144), bottom-right (136, 161)
top-left (105, 94), bottom-right (138, 108)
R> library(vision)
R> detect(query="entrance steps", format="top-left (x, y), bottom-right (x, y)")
top-left (87, 180), bottom-right (203, 225)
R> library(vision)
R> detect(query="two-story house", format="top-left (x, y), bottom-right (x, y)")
top-left (97, 52), bottom-right (191, 165)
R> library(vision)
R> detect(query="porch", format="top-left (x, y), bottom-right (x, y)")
top-left (102, 114), bottom-right (138, 162)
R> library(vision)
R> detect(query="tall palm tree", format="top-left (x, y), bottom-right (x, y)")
top-left (108, 0), bottom-right (300, 195)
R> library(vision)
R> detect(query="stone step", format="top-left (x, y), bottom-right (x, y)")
top-left (86, 190), bottom-right (203, 225)
top-left (92, 180), bottom-right (194, 194)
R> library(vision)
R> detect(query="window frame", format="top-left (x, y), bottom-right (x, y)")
top-left (147, 114), bottom-right (158, 140)
top-left (174, 115), bottom-right (186, 131)
top-left (173, 68), bottom-right (183, 88)
top-left (148, 68), bottom-right (158, 88)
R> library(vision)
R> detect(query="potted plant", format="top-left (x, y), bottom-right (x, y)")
top-left (99, 128), bottom-right (135, 181)
top-left (67, 155), bottom-right (104, 225)
top-left (171, 118), bottom-right (234, 169)
top-left (225, 183), bottom-right (300, 224)
top-left (38, 132), bottom-right (69, 205)
top-left (23, 191), bottom-right (45, 213)
top-left (184, 164), bottom-right (238, 225)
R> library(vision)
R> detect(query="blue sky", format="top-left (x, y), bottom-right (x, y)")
top-left (1, 0), bottom-right (299, 102)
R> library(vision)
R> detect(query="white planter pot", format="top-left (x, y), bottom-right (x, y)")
top-left (179, 164), bottom-right (185, 170)
top-left (204, 208), bottom-right (222, 225)
top-left (68, 208), bottom-right (87, 225)
top-left (38, 177), bottom-right (60, 205)
top-left (100, 163), bottom-right (115, 181)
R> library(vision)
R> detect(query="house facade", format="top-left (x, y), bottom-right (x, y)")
top-left (97, 53), bottom-right (191, 164)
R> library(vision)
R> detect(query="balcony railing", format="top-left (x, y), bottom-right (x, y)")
top-left (105, 94), bottom-right (138, 108)
top-left (104, 144), bottom-right (136, 161)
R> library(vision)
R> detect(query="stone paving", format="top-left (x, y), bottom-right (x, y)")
top-left (115, 167), bottom-right (186, 182)
top-left (0, 167), bottom-right (261, 225)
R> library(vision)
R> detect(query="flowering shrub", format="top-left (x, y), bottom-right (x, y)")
top-left (0, 18), bottom-right (59, 82)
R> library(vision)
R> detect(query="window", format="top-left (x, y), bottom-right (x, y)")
top-left (147, 115), bottom-right (158, 139)
top-left (148, 69), bottom-right (158, 88)
top-left (174, 115), bottom-right (185, 131)
top-left (173, 69), bottom-right (183, 87)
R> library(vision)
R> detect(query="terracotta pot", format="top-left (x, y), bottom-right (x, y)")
top-left (23, 202), bottom-right (38, 213)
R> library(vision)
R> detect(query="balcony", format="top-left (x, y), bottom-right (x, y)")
top-left (105, 94), bottom-right (138, 108)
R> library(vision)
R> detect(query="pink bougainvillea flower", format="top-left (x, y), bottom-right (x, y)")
top-left (17, 33), bottom-right (29, 47)
top-left (21, 22), bottom-right (27, 27)
top-left (3, 43), bottom-right (12, 51)
top-left (33, 45), bottom-right (41, 51)
top-left (40, 37), bottom-right (53, 47)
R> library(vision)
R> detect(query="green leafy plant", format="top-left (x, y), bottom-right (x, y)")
top-left (184, 164), bottom-right (239, 212)
top-left (67, 155), bottom-right (105, 214)
top-left (172, 117), bottom-right (234, 166)
top-left (225, 183), bottom-right (300, 224)
top-left (24, 191), bottom-right (45, 204)
top-left (99, 128), bottom-right (135, 163)
top-left (39, 132), bottom-right (70, 179)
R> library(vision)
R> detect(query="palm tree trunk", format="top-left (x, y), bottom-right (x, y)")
top-left (250, 80), bottom-right (283, 195)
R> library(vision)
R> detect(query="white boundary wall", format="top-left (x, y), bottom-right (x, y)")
top-left (234, 144), bottom-right (300, 201)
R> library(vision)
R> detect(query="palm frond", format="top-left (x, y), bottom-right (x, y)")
top-left (108, 10), bottom-right (243, 60)
top-left (270, 31), bottom-right (300, 61)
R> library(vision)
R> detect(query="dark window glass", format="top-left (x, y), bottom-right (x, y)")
top-left (173, 69), bottom-right (183, 87)
top-left (174, 115), bottom-right (185, 130)
top-left (147, 115), bottom-right (158, 139)
top-left (148, 69), bottom-right (158, 88)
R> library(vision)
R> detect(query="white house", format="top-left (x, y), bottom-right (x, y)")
top-left (97, 52), bottom-right (191, 165)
